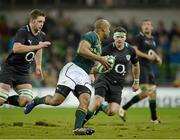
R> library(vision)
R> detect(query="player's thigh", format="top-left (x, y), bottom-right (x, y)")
top-left (0, 63), bottom-right (13, 102)
top-left (0, 63), bottom-right (13, 86)
top-left (57, 62), bottom-right (92, 93)
top-left (94, 79), bottom-right (108, 98)
top-left (106, 84), bottom-right (122, 105)
top-left (140, 66), bottom-right (149, 84)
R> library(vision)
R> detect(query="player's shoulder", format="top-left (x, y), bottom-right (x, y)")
top-left (17, 25), bottom-right (29, 34)
top-left (83, 31), bottom-right (95, 37)
top-left (81, 31), bottom-right (97, 44)
top-left (39, 31), bottom-right (46, 38)
top-left (124, 42), bottom-right (132, 49)
top-left (136, 32), bottom-right (144, 39)
top-left (125, 42), bottom-right (136, 52)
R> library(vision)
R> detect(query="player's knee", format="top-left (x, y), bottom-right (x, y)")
top-left (95, 95), bottom-right (103, 103)
top-left (51, 97), bottom-right (63, 106)
top-left (107, 105), bottom-right (119, 116)
top-left (141, 85), bottom-right (156, 95)
top-left (139, 93), bottom-right (148, 99)
top-left (149, 92), bottom-right (156, 100)
top-left (0, 99), bottom-right (6, 106)
top-left (93, 101), bottom-right (102, 111)
top-left (107, 109), bottom-right (116, 116)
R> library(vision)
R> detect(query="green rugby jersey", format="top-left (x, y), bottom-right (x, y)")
top-left (73, 31), bottom-right (102, 74)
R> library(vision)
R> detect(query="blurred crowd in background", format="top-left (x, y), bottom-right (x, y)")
top-left (0, 13), bottom-right (180, 87)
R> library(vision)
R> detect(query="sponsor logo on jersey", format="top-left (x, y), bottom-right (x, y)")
top-left (126, 55), bottom-right (131, 61)
top-left (28, 40), bottom-right (32, 45)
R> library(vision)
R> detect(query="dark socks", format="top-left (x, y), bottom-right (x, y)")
top-left (149, 99), bottom-right (157, 120)
top-left (34, 96), bottom-right (46, 105)
top-left (6, 95), bottom-right (20, 106)
top-left (82, 110), bottom-right (94, 127)
top-left (123, 95), bottom-right (141, 110)
top-left (74, 108), bottom-right (87, 129)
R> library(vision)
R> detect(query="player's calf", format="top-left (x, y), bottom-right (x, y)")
top-left (0, 88), bottom-right (9, 105)
top-left (18, 96), bottom-right (32, 107)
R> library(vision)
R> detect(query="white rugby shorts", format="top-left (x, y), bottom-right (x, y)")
top-left (57, 62), bottom-right (92, 92)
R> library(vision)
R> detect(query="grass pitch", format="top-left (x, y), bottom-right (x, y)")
top-left (0, 107), bottom-right (180, 139)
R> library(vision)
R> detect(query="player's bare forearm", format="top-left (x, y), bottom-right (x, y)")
top-left (13, 43), bottom-right (41, 53)
top-left (13, 41), bottom-right (50, 53)
top-left (78, 40), bottom-right (111, 69)
top-left (134, 46), bottom-right (149, 59)
top-left (90, 65), bottom-right (97, 74)
top-left (153, 51), bottom-right (162, 65)
top-left (132, 62), bottom-right (140, 80)
top-left (132, 62), bottom-right (140, 92)
top-left (78, 40), bottom-right (101, 62)
top-left (35, 49), bottom-right (42, 69)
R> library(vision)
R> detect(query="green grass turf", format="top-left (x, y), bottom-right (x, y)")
top-left (0, 107), bottom-right (180, 139)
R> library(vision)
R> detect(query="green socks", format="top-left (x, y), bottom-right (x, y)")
top-left (74, 108), bottom-right (87, 129)
top-left (34, 96), bottom-right (46, 105)
top-left (149, 99), bottom-right (157, 120)
top-left (99, 103), bottom-right (108, 113)
top-left (123, 95), bottom-right (141, 110)
top-left (82, 110), bottom-right (94, 127)
top-left (6, 95), bottom-right (19, 106)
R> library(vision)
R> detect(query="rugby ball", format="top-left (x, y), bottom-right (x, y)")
top-left (148, 49), bottom-right (156, 60)
top-left (96, 55), bottom-right (116, 73)
top-left (148, 49), bottom-right (156, 56)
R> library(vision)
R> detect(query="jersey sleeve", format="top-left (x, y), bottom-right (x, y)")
top-left (130, 47), bottom-right (139, 64)
top-left (133, 35), bottom-right (142, 49)
top-left (14, 29), bottom-right (27, 44)
top-left (81, 33), bottom-right (94, 45)
top-left (40, 31), bottom-right (46, 41)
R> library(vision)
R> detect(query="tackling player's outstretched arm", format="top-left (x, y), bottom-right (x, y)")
top-left (132, 62), bottom-right (140, 92)
top-left (152, 51), bottom-right (162, 65)
top-left (13, 41), bottom-right (51, 53)
top-left (35, 49), bottom-right (44, 80)
top-left (133, 46), bottom-right (155, 61)
top-left (132, 62), bottom-right (140, 80)
top-left (78, 40), bottom-right (111, 70)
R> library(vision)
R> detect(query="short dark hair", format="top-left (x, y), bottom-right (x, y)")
top-left (113, 26), bottom-right (127, 34)
top-left (30, 9), bottom-right (46, 20)
top-left (142, 18), bottom-right (152, 23)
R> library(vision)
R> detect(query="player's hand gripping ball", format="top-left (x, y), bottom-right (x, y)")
top-left (148, 49), bottom-right (156, 60)
top-left (96, 55), bottom-right (116, 73)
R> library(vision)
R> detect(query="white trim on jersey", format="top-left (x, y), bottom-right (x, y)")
top-left (26, 25), bottom-right (30, 32)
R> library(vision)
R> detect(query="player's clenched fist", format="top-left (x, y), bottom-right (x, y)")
top-left (39, 41), bottom-right (51, 48)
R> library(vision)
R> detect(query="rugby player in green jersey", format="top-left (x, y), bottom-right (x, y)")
top-left (24, 19), bottom-right (112, 135)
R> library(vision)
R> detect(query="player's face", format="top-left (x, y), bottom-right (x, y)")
top-left (142, 21), bottom-right (153, 34)
top-left (32, 16), bottom-right (45, 32)
top-left (102, 23), bottom-right (110, 40)
top-left (113, 32), bottom-right (126, 47)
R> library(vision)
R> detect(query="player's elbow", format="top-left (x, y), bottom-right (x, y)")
top-left (13, 43), bottom-right (19, 53)
top-left (13, 43), bottom-right (22, 53)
